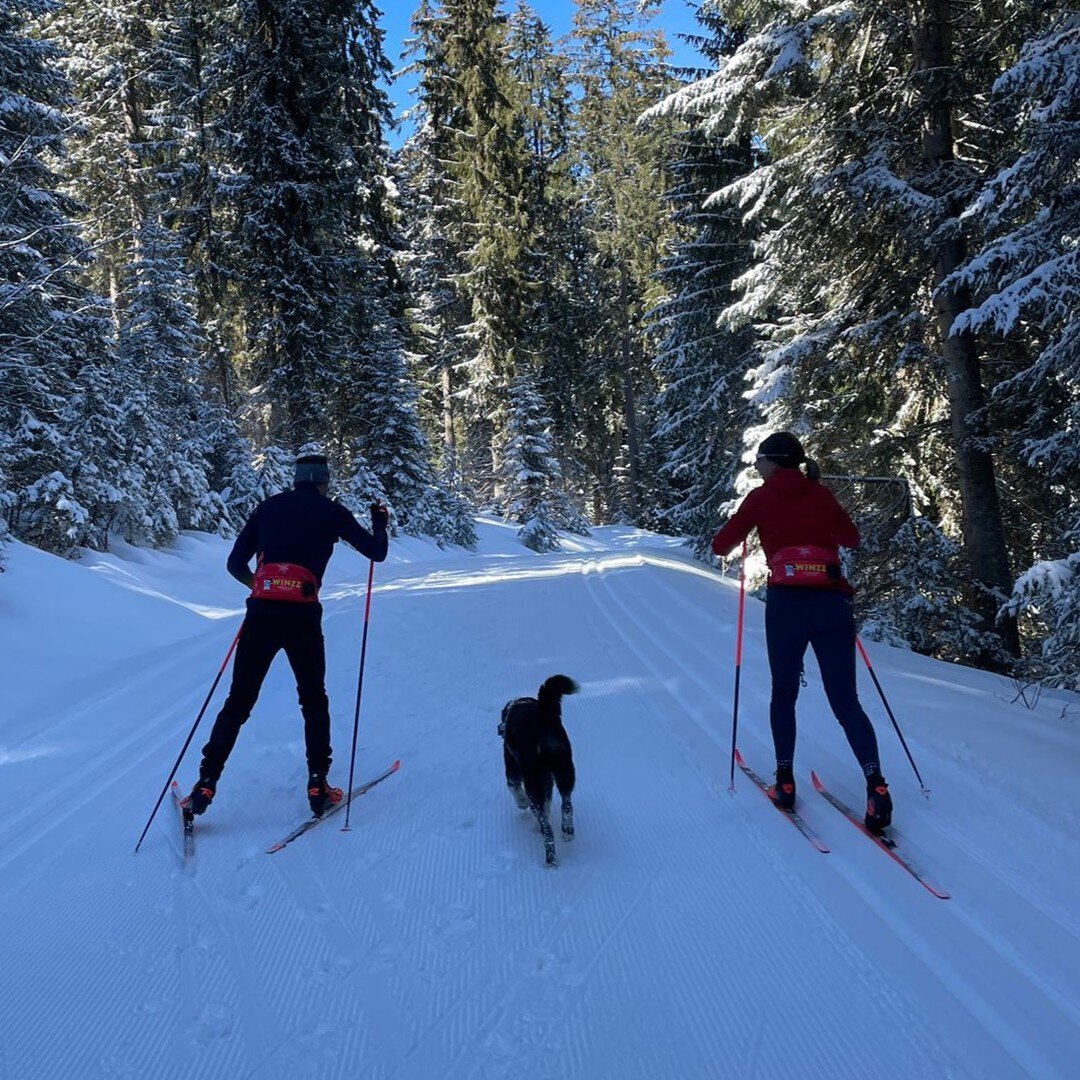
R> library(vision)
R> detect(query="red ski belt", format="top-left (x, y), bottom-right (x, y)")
top-left (767, 545), bottom-right (841, 587)
top-left (250, 562), bottom-right (319, 603)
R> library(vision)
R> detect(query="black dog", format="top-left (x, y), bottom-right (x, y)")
top-left (499, 675), bottom-right (578, 867)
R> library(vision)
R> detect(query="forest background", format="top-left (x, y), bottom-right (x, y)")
top-left (1, 0), bottom-right (1077, 686)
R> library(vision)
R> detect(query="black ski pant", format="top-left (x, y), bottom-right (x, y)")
top-left (198, 601), bottom-right (332, 784)
top-left (764, 586), bottom-right (881, 775)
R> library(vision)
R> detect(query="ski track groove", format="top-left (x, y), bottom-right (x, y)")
top-left (578, 558), bottom-right (1069, 1077)
top-left (3, 545), bottom-right (1078, 1078)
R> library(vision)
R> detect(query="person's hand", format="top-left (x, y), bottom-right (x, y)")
top-left (370, 503), bottom-right (389, 530)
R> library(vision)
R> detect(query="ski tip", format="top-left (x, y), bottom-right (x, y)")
top-left (391, 759), bottom-right (401, 771)
top-left (734, 748), bottom-right (746, 766)
top-left (810, 770), bottom-right (825, 792)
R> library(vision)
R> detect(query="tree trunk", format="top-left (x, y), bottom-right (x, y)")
top-left (619, 263), bottom-right (641, 520)
top-left (913, 0), bottom-right (1020, 662)
top-left (441, 361), bottom-right (457, 483)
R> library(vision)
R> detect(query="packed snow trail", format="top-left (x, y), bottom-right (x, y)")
top-left (0, 522), bottom-right (1077, 1079)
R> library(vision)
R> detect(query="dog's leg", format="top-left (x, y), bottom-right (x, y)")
top-left (553, 748), bottom-right (576, 840)
top-left (560, 797), bottom-right (574, 839)
top-left (535, 805), bottom-right (557, 867)
top-left (504, 745), bottom-right (530, 809)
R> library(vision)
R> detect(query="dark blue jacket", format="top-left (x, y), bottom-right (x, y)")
top-left (227, 484), bottom-right (388, 589)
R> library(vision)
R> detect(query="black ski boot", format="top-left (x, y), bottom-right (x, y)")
top-left (770, 767), bottom-right (796, 812)
top-left (183, 777), bottom-right (216, 816)
top-left (307, 773), bottom-right (344, 817)
top-left (864, 774), bottom-right (892, 834)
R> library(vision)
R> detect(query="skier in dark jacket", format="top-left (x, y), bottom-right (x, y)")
top-left (184, 454), bottom-right (389, 818)
top-left (711, 432), bottom-right (892, 832)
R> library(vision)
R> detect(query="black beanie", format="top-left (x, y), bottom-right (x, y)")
top-left (294, 454), bottom-right (330, 486)
top-left (757, 432), bottom-right (806, 469)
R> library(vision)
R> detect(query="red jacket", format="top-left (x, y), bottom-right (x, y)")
top-left (712, 469), bottom-right (859, 588)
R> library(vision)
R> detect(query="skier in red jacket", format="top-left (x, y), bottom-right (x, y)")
top-left (712, 432), bottom-right (892, 832)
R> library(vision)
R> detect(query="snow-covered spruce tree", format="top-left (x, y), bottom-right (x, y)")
top-left (399, 1), bottom-right (475, 486)
top-left (220, 0), bottom-right (389, 449)
top-left (336, 310), bottom-right (477, 548)
top-left (952, 11), bottom-right (1080, 686)
top-left (116, 210), bottom-right (229, 542)
top-left (506, 3), bottom-right (590, 512)
top-left (41, 0), bottom-right (170, 304)
top-left (859, 516), bottom-right (1005, 665)
top-left (152, 0), bottom-right (242, 410)
top-left (646, 7), bottom-right (755, 554)
top-left (440, 0), bottom-right (538, 502)
top-left (648, 0), bottom-right (1037, 667)
top-left (0, 0), bottom-right (117, 554)
top-left (501, 374), bottom-right (569, 552)
top-left (565, 0), bottom-right (679, 523)
top-left (249, 445), bottom-right (296, 500)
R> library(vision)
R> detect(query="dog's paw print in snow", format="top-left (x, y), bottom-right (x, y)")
top-left (432, 903), bottom-right (477, 948)
top-left (476, 850), bottom-right (515, 881)
top-left (193, 1002), bottom-right (235, 1043)
top-left (313, 953), bottom-right (356, 984)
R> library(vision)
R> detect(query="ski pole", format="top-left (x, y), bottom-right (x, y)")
top-left (134, 621), bottom-right (243, 852)
top-left (855, 636), bottom-right (930, 797)
top-left (342, 559), bottom-right (376, 831)
top-left (728, 540), bottom-right (748, 791)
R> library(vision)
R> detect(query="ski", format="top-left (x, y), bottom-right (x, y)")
top-left (266, 759), bottom-right (401, 854)
top-left (734, 749), bottom-right (830, 853)
top-left (810, 771), bottom-right (950, 899)
top-left (170, 781), bottom-right (195, 863)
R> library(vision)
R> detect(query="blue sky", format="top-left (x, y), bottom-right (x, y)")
top-left (378, 0), bottom-right (707, 135)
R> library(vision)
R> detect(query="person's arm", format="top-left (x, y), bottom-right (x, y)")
top-left (828, 491), bottom-right (861, 550)
top-left (226, 508), bottom-right (259, 587)
top-left (711, 493), bottom-right (759, 557)
top-left (337, 502), bottom-right (389, 563)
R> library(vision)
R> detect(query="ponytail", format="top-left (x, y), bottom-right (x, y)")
top-left (804, 457), bottom-right (821, 481)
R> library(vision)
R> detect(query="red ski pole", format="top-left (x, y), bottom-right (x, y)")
top-left (856, 636), bottom-right (930, 797)
top-left (134, 621), bottom-right (243, 852)
top-left (728, 540), bottom-right (748, 791)
top-left (342, 560), bottom-right (376, 831)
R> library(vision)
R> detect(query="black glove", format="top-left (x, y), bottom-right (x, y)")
top-left (370, 503), bottom-right (389, 531)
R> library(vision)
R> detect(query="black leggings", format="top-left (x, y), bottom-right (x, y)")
top-left (199, 603), bottom-right (331, 783)
top-left (765, 587), bottom-right (880, 774)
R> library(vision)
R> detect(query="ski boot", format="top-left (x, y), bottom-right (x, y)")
top-left (183, 777), bottom-right (216, 816)
top-left (864, 774), bottom-right (892, 834)
top-left (769, 767), bottom-right (796, 812)
top-left (307, 773), bottom-right (344, 817)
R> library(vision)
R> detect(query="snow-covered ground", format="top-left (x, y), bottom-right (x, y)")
top-left (1, 520), bottom-right (1078, 1079)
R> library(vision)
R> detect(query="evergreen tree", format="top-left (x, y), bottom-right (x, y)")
top-left (566, 0), bottom-right (679, 522)
top-left (220, 0), bottom-right (395, 448)
top-left (0, 0), bottom-right (116, 554)
top-left (507, 4), bottom-right (592, 516)
top-left (646, 7), bottom-right (754, 553)
top-left (649, 0), bottom-right (1053, 667)
top-left (117, 210), bottom-right (227, 540)
top-left (501, 374), bottom-right (565, 552)
top-left (956, 12), bottom-right (1080, 685)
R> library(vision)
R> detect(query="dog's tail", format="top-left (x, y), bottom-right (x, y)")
top-left (537, 674), bottom-right (578, 713)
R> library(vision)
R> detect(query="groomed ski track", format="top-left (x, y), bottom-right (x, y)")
top-left (0, 521), bottom-right (1077, 1079)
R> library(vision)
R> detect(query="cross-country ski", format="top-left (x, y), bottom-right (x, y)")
top-left (170, 780), bottom-right (195, 865)
top-left (734, 748), bottom-right (830, 853)
top-left (811, 771), bottom-right (951, 899)
top-left (267, 760), bottom-right (401, 853)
